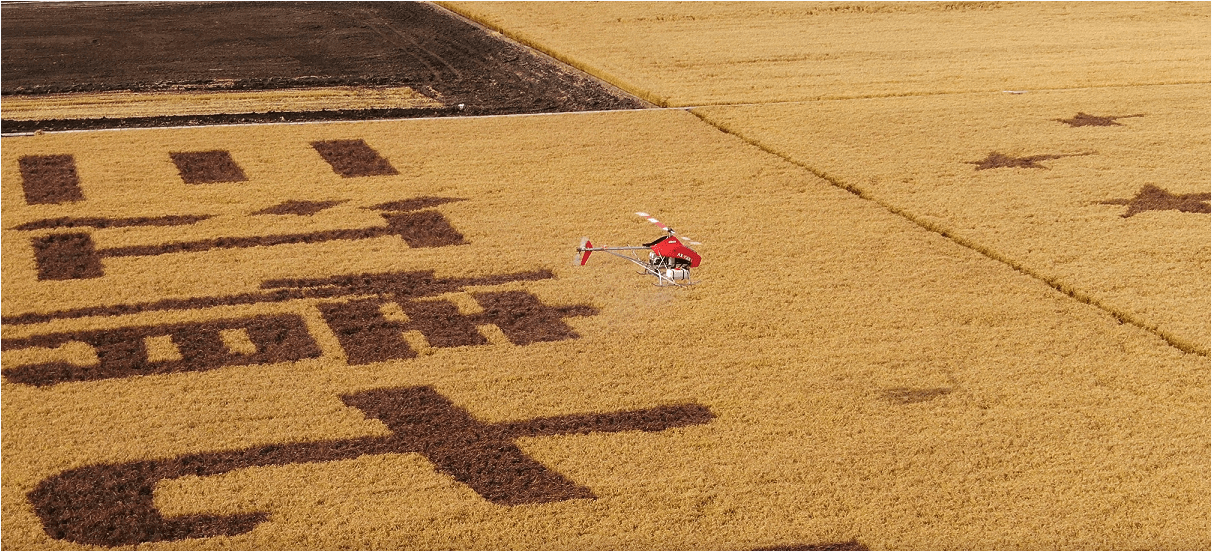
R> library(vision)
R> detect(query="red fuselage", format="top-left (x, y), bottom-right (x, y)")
top-left (649, 236), bottom-right (701, 267)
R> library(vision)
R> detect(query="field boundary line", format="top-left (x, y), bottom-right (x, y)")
top-left (0, 106), bottom-right (667, 138)
top-left (671, 80), bottom-right (1212, 108)
top-left (689, 108), bottom-right (1210, 358)
top-left (9, 82), bottom-right (1207, 136)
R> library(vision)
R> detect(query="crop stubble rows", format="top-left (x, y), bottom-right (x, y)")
top-left (692, 85), bottom-right (1211, 356)
top-left (441, 2), bottom-right (1210, 107)
top-left (2, 109), bottom-right (1208, 549)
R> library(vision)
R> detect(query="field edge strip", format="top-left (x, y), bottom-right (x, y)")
top-left (689, 108), bottom-right (1210, 358)
top-left (671, 80), bottom-right (1212, 109)
top-left (1, 86), bottom-right (442, 121)
top-left (0, 107), bottom-right (473, 134)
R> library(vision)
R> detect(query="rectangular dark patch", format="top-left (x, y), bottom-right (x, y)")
top-left (18, 155), bottom-right (83, 204)
top-left (317, 299), bottom-right (415, 365)
top-left (32, 233), bottom-right (103, 280)
top-left (382, 211), bottom-right (466, 248)
top-left (0, 314), bottom-right (321, 386)
top-left (472, 291), bottom-right (582, 345)
top-left (402, 299), bottom-right (488, 348)
top-left (311, 140), bottom-right (398, 177)
top-left (169, 150), bottom-right (247, 183)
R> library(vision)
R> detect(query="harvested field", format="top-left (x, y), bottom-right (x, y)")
top-left (694, 84), bottom-right (1212, 355)
top-left (442, 2), bottom-right (1211, 106)
top-left (0, 2), bottom-right (646, 132)
top-left (3, 110), bottom-right (1208, 549)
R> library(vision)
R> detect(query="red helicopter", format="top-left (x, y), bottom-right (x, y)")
top-left (577, 212), bottom-right (702, 286)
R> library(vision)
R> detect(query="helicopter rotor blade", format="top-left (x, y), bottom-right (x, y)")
top-left (635, 212), bottom-right (672, 234)
top-left (636, 211), bottom-right (701, 246)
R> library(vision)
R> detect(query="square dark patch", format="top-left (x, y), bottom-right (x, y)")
top-left (32, 232), bottom-right (103, 280)
top-left (169, 150), bottom-right (247, 184)
top-left (311, 140), bottom-right (399, 177)
top-left (18, 154), bottom-right (83, 204)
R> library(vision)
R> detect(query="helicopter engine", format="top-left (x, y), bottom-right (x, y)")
top-left (664, 267), bottom-right (691, 281)
top-left (648, 251), bottom-right (691, 269)
top-left (649, 252), bottom-right (692, 281)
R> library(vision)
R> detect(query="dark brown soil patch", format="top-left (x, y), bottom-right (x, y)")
top-left (97, 226), bottom-right (416, 258)
top-left (402, 299), bottom-right (489, 348)
top-left (882, 387), bottom-right (952, 404)
top-left (379, 211), bottom-right (465, 248)
top-left (17, 154), bottom-right (83, 204)
top-left (2, 270), bottom-right (556, 325)
top-left (169, 151), bottom-right (247, 184)
top-left (753, 541), bottom-right (868, 551)
top-left (369, 196), bottom-right (464, 213)
top-left (1101, 184), bottom-right (1211, 218)
top-left (2, 271), bottom-right (592, 384)
top-left (1056, 112), bottom-right (1144, 127)
top-left (473, 291), bottom-right (593, 346)
top-left (34, 208), bottom-right (469, 280)
top-left (966, 151), bottom-right (1091, 170)
top-left (1, 315), bottom-right (320, 386)
top-left (311, 139), bottom-right (398, 177)
top-left (27, 385), bottom-right (713, 545)
top-left (15, 215), bottom-right (211, 231)
top-left (318, 299), bottom-right (419, 365)
top-left (315, 290), bottom-right (595, 366)
top-left (252, 200), bottom-right (346, 216)
top-left (1, 2), bottom-right (647, 132)
top-left (31, 232), bottom-right (103, 280)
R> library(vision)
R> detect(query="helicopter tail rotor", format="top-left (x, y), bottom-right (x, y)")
top-left (577, 237), bottom-right (594, 265)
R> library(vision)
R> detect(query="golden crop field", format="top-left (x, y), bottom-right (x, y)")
top-left (3, 110), bottom-right (1207, 549)
top-left (441, 2), bottom-right (1211, 107)
top-left (4, 1), bottom-right (1210, 549)
top-left (694, 84), bottom-right (1212, 356)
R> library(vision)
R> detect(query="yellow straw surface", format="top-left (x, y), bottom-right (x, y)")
top-left (3, 111), bottom-right (1207, 549)
top-left (440, 2), bottom-right (1211, 107)
top-left (1, 86), bottom-right (442, 121)
top-left (694, 84), bottom-right (1212, 356)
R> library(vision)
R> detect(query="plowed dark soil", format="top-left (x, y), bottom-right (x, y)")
top-left (0, 1), bottom-right (646, 132)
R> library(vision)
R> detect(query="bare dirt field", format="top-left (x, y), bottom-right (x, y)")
top-left (1, 2), bottom-right (644, 132)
